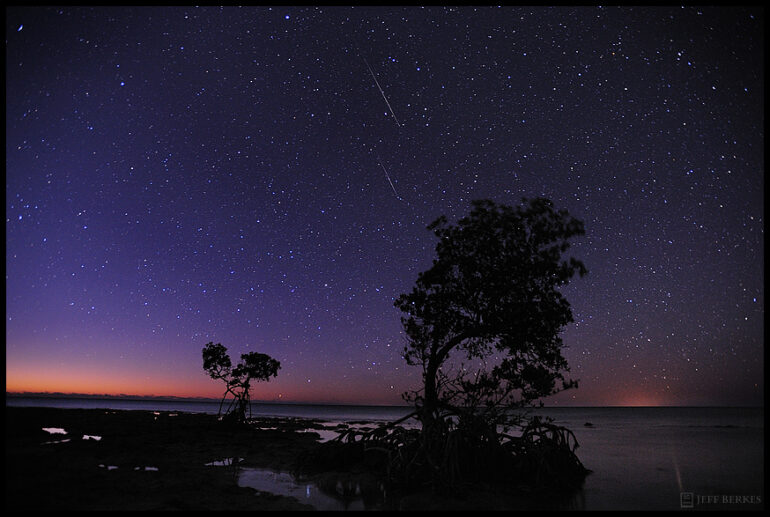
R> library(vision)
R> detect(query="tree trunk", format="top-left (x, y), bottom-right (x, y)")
top-left (421, 359), bottom-right (439, 433)
top-left (420, 357), bottom-right (443, 487)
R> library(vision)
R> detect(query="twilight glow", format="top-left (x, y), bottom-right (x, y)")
top-left (5, 6), bottom-right (763, 406)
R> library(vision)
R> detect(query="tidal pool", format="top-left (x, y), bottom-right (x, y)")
top-left (237, 468), bottom-right (373, 511)
top-left (41, 438), bottom-right (71, 445)
top-left (205, 457), bottom-right (244, 467)
top-left (42, 427), bottom-right (67, 434)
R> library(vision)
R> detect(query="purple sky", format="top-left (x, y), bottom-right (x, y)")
top-left (6, 6), bottom-right (763, 406)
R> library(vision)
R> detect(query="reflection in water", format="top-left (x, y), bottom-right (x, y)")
top-left (559, 489), bottom-right (587, 510)
top-left (237, 468), bottom-right (378, 511)
top-left (306, 429), bottom-right (340, 442)
top-left (670, 445), bottom-right (683, 493)
top-left (41, 438), bottom-right (71, 445)
top-left (299, 421), bottom-right (398, 443)
top-left (237, 466), bottom-right (587, 511)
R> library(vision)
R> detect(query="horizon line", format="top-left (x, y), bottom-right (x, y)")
top-left (5, 391), bottom-right (764, 409)
top-left (4, 390), bottom-right (410, 407)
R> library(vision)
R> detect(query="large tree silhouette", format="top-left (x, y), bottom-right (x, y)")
top-left (202, 342), bottom-right (281, 424)
top-left (394, 198), bottom-right (587, 476)
top-left (297, 198), bottom-right (589, 494)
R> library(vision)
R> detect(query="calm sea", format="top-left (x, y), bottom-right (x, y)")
top-left (6, 396), bottom-right (763, 511)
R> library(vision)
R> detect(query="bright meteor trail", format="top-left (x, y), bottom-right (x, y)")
top-left (364, 58), bottom-right (401, 127)
top-left (377, 156), bottom-right (401, 200)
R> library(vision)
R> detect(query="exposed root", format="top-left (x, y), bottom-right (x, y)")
top-left (295, 413), bottom-right (589, 505)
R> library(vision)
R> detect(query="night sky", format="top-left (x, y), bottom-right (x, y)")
top-left (6, 6), bottom-right (764, 406)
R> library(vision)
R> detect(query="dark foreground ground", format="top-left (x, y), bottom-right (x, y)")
top-left (6, 406), bottom-right (323, 511)
top-left (5, 406), bottom-right (579, 511)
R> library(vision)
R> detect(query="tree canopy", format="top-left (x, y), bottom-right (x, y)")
top-left (395, 197), bottom-right (587, 430)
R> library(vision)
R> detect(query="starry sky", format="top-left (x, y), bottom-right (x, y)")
top-left (5, 6), bottom-right (764, 406)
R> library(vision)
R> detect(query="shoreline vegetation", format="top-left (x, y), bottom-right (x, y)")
top-left (6, 406), bottom-right (585, 511)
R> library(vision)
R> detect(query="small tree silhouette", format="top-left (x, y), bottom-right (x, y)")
top-left (202, 342), bottom-right (280, 424)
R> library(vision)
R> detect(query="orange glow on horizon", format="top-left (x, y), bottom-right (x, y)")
top-left (6, 361), bottom-right (216, 399)
top-left (5, 361), bottom-right (406, 405)
top-left (544, 383), bottom-right (669, 407)
top-left (6, 358), bottom-right (680, 407)
top-left (615, 394), bottom-right (662, 407)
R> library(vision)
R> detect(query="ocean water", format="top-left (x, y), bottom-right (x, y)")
top-left (4, 396), bottom-right (414, 421)
top-left (6, 396), bottom-right (763, 511)
top-left (531, 406), bottom-right (764, 510)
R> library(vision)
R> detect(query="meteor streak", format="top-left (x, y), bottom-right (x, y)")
top-left (377, 156), bottom-right (401, 200)
top-left (364, 58), bottom-right (401, 127)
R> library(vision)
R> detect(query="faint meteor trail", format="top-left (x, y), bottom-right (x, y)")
top-left (377, 156), bottom-right (401, 201)
top-left (363, 58), bottom-right (401, 127)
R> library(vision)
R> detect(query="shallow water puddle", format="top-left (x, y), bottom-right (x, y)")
top-left (96, 465), bottom-right (157, 471)
top-left (205, 457), bottom-right (244, 467)
top-left (41, 428), bottom-right (102, 442)
top-left (299, 421), bottom-right (386, 443)
top-left (41, 438), bottom-right (72, 445)
top-left (296, 428), bottom-right (341, 442)
top-left (237, 468), bottom-right (369, 511)
top-left (41, 427), bottom-right (70, 444)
